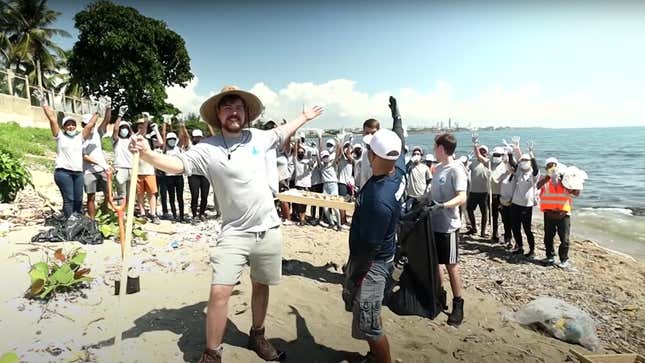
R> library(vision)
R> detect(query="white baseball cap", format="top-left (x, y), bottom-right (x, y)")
top-left (352, 143), bottom-right (363, 150)
top-left (545, 157), bottom-right (558, 167)
top-left (478, 145), bottom-right (489, 153)
top-left (369, 129), bottom-right (402, 161)
top-left (320, 150), bottom-right (331, 159)
top-left (62, 116), bottom-right (77, 126)
top-left (412, 145), bottom-right (423, 154)
top-left (192, 129), bottom-right (203, 137)
top-left (118, 120), bottom-right (130, 128)
top-left (425, 153), bottom-right (437, 162)
top-left (492, 146), bottom-right (505, 155)
top-left (520, 153), bottom-right (531, 161)
top-left (166, 132), bottom-right (178, 140)
top-left (325, 138), bottom-right (336, 147)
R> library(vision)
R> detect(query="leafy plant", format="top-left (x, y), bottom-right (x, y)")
top-left (28, 248), bottom-right (92, 300)
top-left (95, 207), bottom-right (147, 241)
top-left (0, 148), bottom-right (33, 203)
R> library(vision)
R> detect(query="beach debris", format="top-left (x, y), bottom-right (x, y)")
top-left (508, 296), bottom-right (600, 351)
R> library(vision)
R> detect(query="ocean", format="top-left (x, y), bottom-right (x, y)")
top-left (404, 126), bottom-right (645, 259)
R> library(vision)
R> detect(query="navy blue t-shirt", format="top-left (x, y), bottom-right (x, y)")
top-left (349, 152), bottom-right (406, 260)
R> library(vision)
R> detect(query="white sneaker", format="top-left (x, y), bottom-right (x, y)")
top-left (557, 260), bottom-right (577, 271)
top-left (282, 219), bottom-right (295, 225)
top-left (319, 220), bottom-right (330, 228)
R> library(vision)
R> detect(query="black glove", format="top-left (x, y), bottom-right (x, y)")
top-left (389, 96), bottom-right (400, 119)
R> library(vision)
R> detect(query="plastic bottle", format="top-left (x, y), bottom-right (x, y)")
top-left (392, 256), bottom-right (408, 282)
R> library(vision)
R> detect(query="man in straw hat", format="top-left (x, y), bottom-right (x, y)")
top-left (130, 85), bottom-right (323, 362)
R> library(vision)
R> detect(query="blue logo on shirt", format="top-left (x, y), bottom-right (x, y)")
top-left (439, 175), bottom-right (447, 185)
top-left (252, 146), bottom-right (259, 156)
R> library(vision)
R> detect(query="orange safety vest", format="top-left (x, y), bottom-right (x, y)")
top-left (540, 180), bottom-right (572, 212)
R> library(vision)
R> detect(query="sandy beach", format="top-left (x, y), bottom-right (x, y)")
top-left (0, 168), bottom-right (643, 362)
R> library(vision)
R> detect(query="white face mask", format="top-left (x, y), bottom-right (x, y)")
top-left (119, 128), bottom-right (130, 138)
top-left (167, 139), bottom-right (177, 148)
top-left (64, 130), bottom-right (78, 137)
top-left (520, 161), bottom-right (531, 171)
top-left (492, 156), bottom-right (502, 164)
top-left (411, 154), bottom-right (421, 163)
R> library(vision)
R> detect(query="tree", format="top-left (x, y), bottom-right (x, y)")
top-left (68, 1), bottom-right (193, 118)
top-left (0, 0), bottom-right (70, 86)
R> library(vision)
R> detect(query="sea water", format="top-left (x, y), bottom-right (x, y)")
top-left (403, 126), bottom-right (645, 259)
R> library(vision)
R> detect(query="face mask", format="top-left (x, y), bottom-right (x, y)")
top-left (492, 156), bottom-right (502, 164)
top-left (411, 155), bottom-right (421, 163)
top-left (520, 161), bottom-right (531, 171)
top-left (119, 128), bottom-right (130, 138)
top-left (167, 139), bottom-right (177, 148)
top-left (64, 130), bottom-right (78, 137)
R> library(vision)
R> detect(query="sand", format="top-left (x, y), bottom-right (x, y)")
top-left (0, 169), bottom-right (643, 362)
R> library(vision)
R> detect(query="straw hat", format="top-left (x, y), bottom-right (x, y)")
top-left (199, 85), bottom-right (264, 129)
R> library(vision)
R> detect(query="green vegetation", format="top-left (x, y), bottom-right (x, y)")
top-left (0, 148), bottom-right (33, 202)
top-left (28, 248), bottom-right (92, 299)
top-left (68, 0), bottom-right (193, 117)
top-left (0, 122), bottom-right (56, 156)
top-left (95, 207), bottom-right (147, 242)
top-left (0, 352), bottom-right (19, 363)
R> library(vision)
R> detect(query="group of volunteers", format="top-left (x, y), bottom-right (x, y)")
top-left (461, 134), bottom-right (587, 270)
top-left (40, 82), bottom-right (587, 363)
top-left (37, 91), bottom-right (212, 226)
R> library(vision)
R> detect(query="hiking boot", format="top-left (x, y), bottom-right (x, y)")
top-left (447, 297), bottom-right (464, 326)
top-left (197, 348), bottom-right (222, 363)
top-left (248, 327), bottom-right (285, 361)
top-left (524, 250), bottom-right (535, 259)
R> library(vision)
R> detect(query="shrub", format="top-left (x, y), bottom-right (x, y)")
top-left (0, 149), bottom-right (33, 203)
top-left (28, 248), bottom-right (92, 300)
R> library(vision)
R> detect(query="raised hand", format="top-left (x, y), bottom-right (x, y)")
top-left (162, 114), bottom-right (173, 125)
top-left (388, 96), bottom-right (399, 118)
top-left (471, 132), bottom-right (480, 145)
top-left (118, 105), bottom-right (128, 117)
top-left (33, 89), bottom-right (47, 106)
top-left (527, 140), bottom-right (535, 153)
top-left (129, 134), bottom-right (151, 154)
top-left (103, 95), bottom-right (112, 108)
top-left (512, 136), bottom-right (521, 148)
top-left (302, 105), bottom-right (324, 122)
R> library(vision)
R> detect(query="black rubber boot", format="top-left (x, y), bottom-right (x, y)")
top-left (447, 297), bottom-right (464, 327)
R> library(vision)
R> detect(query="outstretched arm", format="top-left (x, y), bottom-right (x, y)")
top-left (277, 106), bottom-right (324, 142)
top-left (82, 113), bottom-right (99, 140)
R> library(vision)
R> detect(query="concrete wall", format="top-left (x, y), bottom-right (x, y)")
top-left (0, 93), bottom-right (85, 128)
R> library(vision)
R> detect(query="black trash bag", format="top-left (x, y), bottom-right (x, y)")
top-left (31, 212), bottom-right (103, 245)
top-left (385, 203), bottom-right (446, 320)
top-left (63, 212), bottom-right (86, 241)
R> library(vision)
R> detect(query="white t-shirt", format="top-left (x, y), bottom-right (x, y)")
top-left (265, 148), bottom-right (279, 194)
top-left (512, 170), bottom-right (539, 207)
top-left (430, 160), bottom-right (468, 233)
top-left (406, 162), bottom-right (432, 198)
top-left (83, 128), bottom-right (107, 174)
top-left (113, 137), bottom-right (132, 169)
top-left (337, 155), bottom-right (353, 185)
top-left (294, 156), bottom-right (314, 188)
top-left (178, 128), bottom-right (284, 234)
top-left (319, 157), bottom-right (338, 183)
top-left (55, 131), bottom-right (84, 172)
top-left (164, 146), bottom-right (183, 176)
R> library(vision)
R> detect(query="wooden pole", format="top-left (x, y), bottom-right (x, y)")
top-left (112, 151), bottom-right (139, 362)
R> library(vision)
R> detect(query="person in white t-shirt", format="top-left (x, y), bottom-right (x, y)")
top-left (37, 91), bottom-right (98, 218)
top-left (134, 115), bottom-right (162, 224)
top-left (130, 85), bottom-right (323, 363)
top-left (81, 105), bottom-right (112, 218)
top-left (356, 118), bottom-right (380, 190)
top-left (111, 106), bottom-right (132, 202)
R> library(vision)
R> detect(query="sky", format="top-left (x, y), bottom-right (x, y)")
top-left (48, 0), bottom-right (645, 129)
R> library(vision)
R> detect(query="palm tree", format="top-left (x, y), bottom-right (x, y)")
top-left (2, 0), bottom-right (70, 86)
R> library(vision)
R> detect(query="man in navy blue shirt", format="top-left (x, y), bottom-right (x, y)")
top-left (343, 97), bottom-right (405, 363)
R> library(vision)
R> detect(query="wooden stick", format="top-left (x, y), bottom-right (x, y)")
top-left (112, 152), bottom-right (139, 362)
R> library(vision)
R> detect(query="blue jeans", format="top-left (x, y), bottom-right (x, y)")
top-left (54, 168), bottom-right (84, 218)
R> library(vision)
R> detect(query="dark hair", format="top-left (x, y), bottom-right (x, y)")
top-left (435, 133), bottom-right (457, 155)
top-left (363, 118), bottom-right (380, 129)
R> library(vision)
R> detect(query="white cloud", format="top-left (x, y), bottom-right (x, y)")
top-left (166, 78), bottom-right (644, 128)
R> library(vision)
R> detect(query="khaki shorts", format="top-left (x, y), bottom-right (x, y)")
top-left (211, 227), bottom-right (282, 286)
top-left (137, 175), bottom-right (157, 194)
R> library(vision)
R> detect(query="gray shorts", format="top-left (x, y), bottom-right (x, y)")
top-left (351, 259), bottom-right (392, 341)
top-left (84, 172), bottom-right (107, 194)
top-left (115, 168), bottom-right (131, 197)
top-left (210, 227), bottom-right (282, 286)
